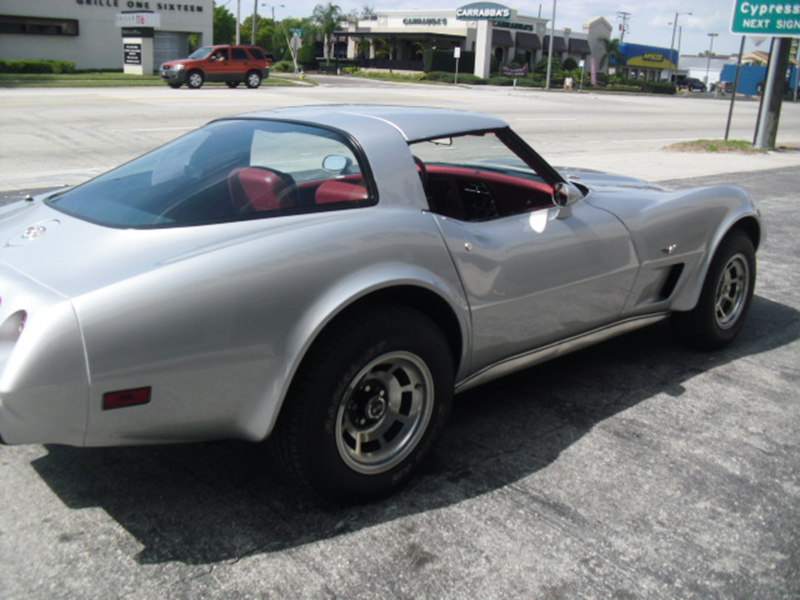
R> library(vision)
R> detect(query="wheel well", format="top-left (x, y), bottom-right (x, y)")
top-left (319, 286), bottom-right (463, 371)
top-left (729, 216), bottom-right (761, 251)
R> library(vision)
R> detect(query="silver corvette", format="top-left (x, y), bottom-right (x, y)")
top-left (0, 106), bottom-right (761, 502)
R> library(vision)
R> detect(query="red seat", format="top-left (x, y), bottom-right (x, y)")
top-left (314, 179), bottom-right (369, 204)
top-left (228, 167), bottom-right (294, 213)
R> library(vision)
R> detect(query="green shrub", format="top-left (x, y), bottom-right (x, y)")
top-left (562, 57), bottom-right (578, 71)
top-left (296, 45), bottom-right (317, 70)
top-left (0, 59), bottom-right (75, 74)
top-left (271, 60), bottom-right (295, 73)
top-left (424, 71), bottom-right (486, 84)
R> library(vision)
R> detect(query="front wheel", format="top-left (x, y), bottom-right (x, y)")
top-left (245, 70), bottom-right (261, 88)
top-left (186, 70), bottom-right (204, 89)
top-left (272, 305), bottom-right (454, 503)
top-left (673, 230), bottom-right (756, 350)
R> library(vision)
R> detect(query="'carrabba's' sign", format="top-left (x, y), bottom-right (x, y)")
top-left (456, 2), bottom-right (512, 20)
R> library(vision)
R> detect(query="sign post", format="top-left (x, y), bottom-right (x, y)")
top-left (730, 0), bottom-right (800, 149)
top-left (454, 46), bottom-right (461, 85)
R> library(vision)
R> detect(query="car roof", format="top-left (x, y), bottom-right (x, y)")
top-left (229, 105), bottom-right (509, 143)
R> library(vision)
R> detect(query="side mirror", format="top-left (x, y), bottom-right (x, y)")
top-left (553, 182), bottom-right (582, 219)
top-left (323, 155), bottom-right (350, 172)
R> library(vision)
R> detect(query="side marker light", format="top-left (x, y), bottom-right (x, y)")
top-left (103, 387), bottom-right (152, 410)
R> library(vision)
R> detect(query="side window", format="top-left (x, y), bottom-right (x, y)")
top-left (47, 120), bottom-right (375, 229)
top-left (410, 132), bottom-right (554, 221)
top-left (231, 47), bottom-right (249, 60)
top-left (212, 48), bottom-right (229, 61)
top-left (248, 126), bottom-right (369, 209)
top-left (248, 48), bottom-right (265, 60)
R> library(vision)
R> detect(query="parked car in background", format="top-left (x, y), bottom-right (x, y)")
top-left (160, 45), bottom-right (270, 89)
top-left (0, 106), bottom-right (762, 503)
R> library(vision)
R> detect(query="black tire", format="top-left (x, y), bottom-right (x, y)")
top-left (245, 70), bottom-right (261, 89)
top-left (168, 82), bottom-right (182, 89)
top-left (225, 81), bottom-right (240, 89)
top-left (273, 304), bottom-right (454, 503)
top-left (673, 230), bottom-right (756, 350)
top-left (186, 70), bottom-right (204, 89)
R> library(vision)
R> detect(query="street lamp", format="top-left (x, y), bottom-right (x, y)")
top-left (253, 3), bottom-right (284, 45)
top-left (667, 11), bottom-right (691, 83)
top-left (262, 3), bottom-right (284, 23)
top-left (705, 32), bottom-right (719, 87)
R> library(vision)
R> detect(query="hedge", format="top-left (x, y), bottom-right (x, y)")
top-left (0, 59), bottom-right (75, 74)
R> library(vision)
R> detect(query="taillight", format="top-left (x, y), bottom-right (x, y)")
top-left (103, 387), bottom-right (152, 410)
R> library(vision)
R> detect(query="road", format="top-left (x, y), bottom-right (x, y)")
top-left (1, 82), bottom-right (799, 192)
top-left (0, 82), bottom-right (799, 599)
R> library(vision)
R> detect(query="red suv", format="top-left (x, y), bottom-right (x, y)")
top-left (160, 45), bottom-right (271, 89)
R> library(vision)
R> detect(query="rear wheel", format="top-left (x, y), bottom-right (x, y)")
top-left (186, 70), bottom-right (204, 89)
top-left (673, 230), bottom-right (755, 350)
top-left (168, 82), bottom-right (181, 89)
top-left (273, 305), bottom-right (454, 503)
top-left (245, 70), bottom-right (262, 89)
top-left (225, 81), bottom-right (240, 88)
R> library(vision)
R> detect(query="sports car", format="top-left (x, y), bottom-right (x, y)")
top-left (0, 106), bottom-right (761, 502)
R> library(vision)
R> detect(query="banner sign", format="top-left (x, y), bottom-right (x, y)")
top-left (456, 2), bottom-right (512, 20)
top-left (500, 63), bottom-right (528, 77)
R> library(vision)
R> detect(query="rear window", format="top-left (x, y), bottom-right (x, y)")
top-left (47, 120), bottom-right (375, 228)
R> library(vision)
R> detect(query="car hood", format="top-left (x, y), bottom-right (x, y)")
top-left (0, 196), bottom-right (321, 299)
top-left (161, 59), bottom-right (193, 67)
top-left (555, 166), bottom-right (666, 192)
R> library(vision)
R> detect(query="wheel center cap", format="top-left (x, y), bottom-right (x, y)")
top-left (366, 396), bottom-right (387, 420)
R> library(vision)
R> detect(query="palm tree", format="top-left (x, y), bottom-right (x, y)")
top-left (311, 2), bottom-right (343, 65)
top-left (599, 37), bottom-right (626, 75)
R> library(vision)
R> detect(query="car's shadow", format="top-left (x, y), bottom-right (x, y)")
top-left (32, 295), bottom-right (799, 565)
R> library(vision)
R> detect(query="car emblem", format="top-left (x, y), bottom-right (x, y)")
top-left (6, 219), bottom-right (60, 247)
top-left (22, 225), bottom-right (47, 240)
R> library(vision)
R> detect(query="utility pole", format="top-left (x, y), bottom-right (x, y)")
top-left (668, 12), bottom-right (691, 83)
top-left (705, 33), bottom-right (718, 87)
top-left (545, 0), bottom-right (557, 90)
top-left (236, 0), bottom-right (241, 45)
top-left (755, 37), bottom-right (793, 150)
top-left (617, 11), bottom-right (631, 43)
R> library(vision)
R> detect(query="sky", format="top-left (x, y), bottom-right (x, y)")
top-left (218, 0), bottom-right (771, 57)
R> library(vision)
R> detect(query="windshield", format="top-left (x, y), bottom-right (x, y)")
top-left (47, 119), bottom-right (373, 228)
top-left (188, 46), bottom-right (214, 60)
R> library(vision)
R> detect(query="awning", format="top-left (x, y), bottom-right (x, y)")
top-left (542, 36), bottom-right (567, 54)
top-left (492, 29), bottom-right (514, 47)
top-left (515, 32), bottom-right (541, 50)
top-left (568, 38), bottom-right (592, 55)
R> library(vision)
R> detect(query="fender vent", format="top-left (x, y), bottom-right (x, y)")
top-left (659, 264), bottom-right (684, 300)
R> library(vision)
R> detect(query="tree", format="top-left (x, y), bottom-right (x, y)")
top-left (599, 37), bottom-right (626, 74)
top-left (213, 4), bottom-right (236, 45)
top-left (360, 5), bottom-right (376, 19)
top-left (311, 2), bottom-right (344, 64)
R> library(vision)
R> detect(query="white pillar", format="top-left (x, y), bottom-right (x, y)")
top-left (474, 20), bottom-right (492, 79)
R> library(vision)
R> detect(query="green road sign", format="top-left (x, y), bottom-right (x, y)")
top-left (731, 0), bottom-right (800, 37)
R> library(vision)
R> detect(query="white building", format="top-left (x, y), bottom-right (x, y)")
top-left (0, 0), bottom-right (213, 71)
top-left (336, 5), bottom-right (612, 78)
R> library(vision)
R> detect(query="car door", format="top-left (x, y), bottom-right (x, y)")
top-left (433, 199), bottom-right (638, 374)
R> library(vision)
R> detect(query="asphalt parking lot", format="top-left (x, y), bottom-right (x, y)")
top-left (0, 85), bottom-right (799, 598)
